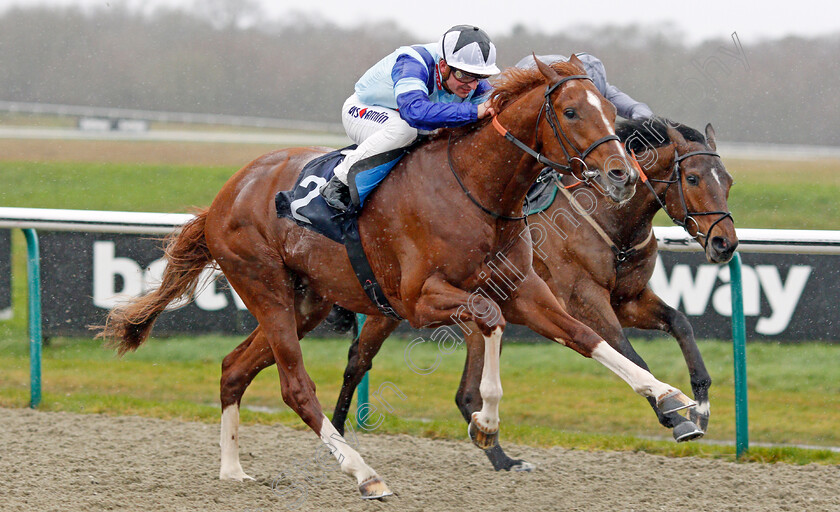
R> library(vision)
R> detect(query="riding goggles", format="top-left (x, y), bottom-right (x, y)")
top-left (450, 67), bottom-right (489, 84)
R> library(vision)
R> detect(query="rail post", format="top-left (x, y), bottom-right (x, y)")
top-left (355, 314), bottom-right (370, 429)
top-left (728, 252), bottom-right (749, 458)
top-left (23, 229), bottom-right (42, 408)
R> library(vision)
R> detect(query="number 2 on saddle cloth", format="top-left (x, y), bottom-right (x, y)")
top-left (274, 144), bottom-right (410, 320)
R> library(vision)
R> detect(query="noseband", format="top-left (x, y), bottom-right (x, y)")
top-left (492, 74), bottom-right (620, 182)
top-left (636, 149), bottom-right (733, 249)
top-left (451, 74), bottom-right (620, 222)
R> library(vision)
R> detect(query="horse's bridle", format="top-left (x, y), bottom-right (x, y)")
top-left (449, 74), bottom-right (620, 222)
top-left (636, 148), bottom-right (733, 250)
top-left (491, 74), bottom-right (621, 184)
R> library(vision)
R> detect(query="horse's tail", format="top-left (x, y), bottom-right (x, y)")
top-left (96, 210), bottom-right (213, 356)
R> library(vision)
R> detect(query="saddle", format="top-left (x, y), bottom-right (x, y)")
top-left (275, 146), bottom-right (408, 320)
top-left (524, 168), bottom-right (561, 215)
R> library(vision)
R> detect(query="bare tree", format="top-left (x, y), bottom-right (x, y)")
top-left (191, 0), bottom-right (263, 30)
top-left (0, 6), bottom-right (836, 144)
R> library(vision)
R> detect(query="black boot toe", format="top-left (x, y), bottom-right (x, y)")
top-left (321, 176), bottom-right (352, 211)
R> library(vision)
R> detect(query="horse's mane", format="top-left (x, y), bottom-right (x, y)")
top-left (616, 117), bottom-right (708, 153)
top-left (427, 60), bottom-right (588, 143)
top-left (488, 60), bottom-right (586, 113)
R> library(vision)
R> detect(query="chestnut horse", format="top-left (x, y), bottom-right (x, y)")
top-left (98, 57), bottom-right (700, 499)
top-left (217, 118), bottom-right (736, 473)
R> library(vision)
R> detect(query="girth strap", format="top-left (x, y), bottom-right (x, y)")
top-left (342, 220), bottom-right (403, 321)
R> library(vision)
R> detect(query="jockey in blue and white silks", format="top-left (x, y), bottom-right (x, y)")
top-left (320, 25), bottom-right (500, 211)
top-left (516, 53), bottom-right (653, 121)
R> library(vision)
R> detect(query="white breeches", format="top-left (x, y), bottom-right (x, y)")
top-left (333, 94), bottom-right (418, 184)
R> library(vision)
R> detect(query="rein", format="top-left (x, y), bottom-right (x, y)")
top-left (553, 172), bottom-right (653, 264)
top-left (635, 149), bottom-right (733, 250)
top-left (445, 73), bottom-right (621, 223)
top-left (491, 74), bottom-right (620, 183)
top-left (537, 145), bottom-right (732, 264)
top-left (446, 133), bottom-right (527, 221)
top-left (446, 75), bottom-right (621, 224)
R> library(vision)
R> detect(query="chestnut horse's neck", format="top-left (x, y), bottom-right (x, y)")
top-left (447, 88), bottom-right (548, 223)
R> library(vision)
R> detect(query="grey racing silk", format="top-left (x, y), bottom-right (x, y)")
top-left (515, 53), bottom-right (653, 120)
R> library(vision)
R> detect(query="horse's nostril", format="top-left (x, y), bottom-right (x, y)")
top-left (607, 168), bottom-right (628, 183)
top-left (711, 236), bottom-right (729, 252)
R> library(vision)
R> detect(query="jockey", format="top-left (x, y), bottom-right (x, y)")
top-left (516, 53), bottom-right (653, 121)
top-left (320, 25), bottom-right (500, 211)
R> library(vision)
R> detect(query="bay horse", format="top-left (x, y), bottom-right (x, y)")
top-left (448, 118), bottom-right (738, 469)
top-left (217, 118), bottom-right (737, 473)
top-left (98, 57), bottom-right (698, 499)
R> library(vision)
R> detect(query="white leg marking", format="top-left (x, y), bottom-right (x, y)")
top-left (474, 327), bottom-right (503, 432)
top-left (318, 415), bottom-right (378, 485)
top-left (694, 400), bottom-right (711, 417)
top-left (590, 341), bottom-right (673, 398)
top-left (219, 405), bottom-right (254, 481)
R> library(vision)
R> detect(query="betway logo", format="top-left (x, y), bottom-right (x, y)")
top-left (649, 256), bottom-right (812, 335)
top-left (92, 242), bottom-right (247, 311)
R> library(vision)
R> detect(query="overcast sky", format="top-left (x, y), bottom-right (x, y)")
top-left (2, 0), bottom-right (839, 44)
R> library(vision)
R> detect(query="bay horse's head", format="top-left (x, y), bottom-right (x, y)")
top-left (624, 118), bottom-right (738, 263)
top-left (491, 54), bottom-right (638, 203)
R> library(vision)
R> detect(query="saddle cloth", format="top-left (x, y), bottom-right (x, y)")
top-left (275, 145), bottom-right (407, 243)
top-left (274, 145), bottom-right (406, 320)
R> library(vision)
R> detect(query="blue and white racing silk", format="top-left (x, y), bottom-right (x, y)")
top-left (354, 43), bottom-right (492, 131)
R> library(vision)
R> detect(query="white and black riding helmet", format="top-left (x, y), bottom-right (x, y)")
top-left (440, 25), bottom-right (500, 77)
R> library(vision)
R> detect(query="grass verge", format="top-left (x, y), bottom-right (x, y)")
top-left (0, 334), bottom-right (837, 465)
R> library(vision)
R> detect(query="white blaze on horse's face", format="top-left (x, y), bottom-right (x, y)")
top-left (585, 90), bottom-right (616, 136)
top-left (711, 167), bottom-right (722, 186)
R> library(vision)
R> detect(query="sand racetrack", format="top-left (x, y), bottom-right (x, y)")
top-left (2, 407), bottom-right (838, 511)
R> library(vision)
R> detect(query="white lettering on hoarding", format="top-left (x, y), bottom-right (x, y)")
top-left (92, 242), bottom-right (143, 308)
top-left (92, 241), bottom-right (247, 311)
top-left (194, 267), bottom-right (228, 311)
top-left (754, 265), bottom-right (811, 335)
top-left (712, 265), bottom-right (760, 316)
top-left (650, 261), bottom-right (719, 315)
top-left (649, 256), bottom-right (812, 336)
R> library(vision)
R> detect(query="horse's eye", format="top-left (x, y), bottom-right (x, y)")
top-left (564, 109), bottom-right (576, 119)
top-left (686, 175), bottom-right (699, 185)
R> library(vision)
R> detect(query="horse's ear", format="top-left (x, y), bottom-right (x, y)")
top-left (568, 53), bottom-right (585, 71)
top-left (533, 53), bottom-right (560, 83)
top-left (705, 123), bottom-right (717, 151)
top-left (665, 125), bottom-right (685, 146)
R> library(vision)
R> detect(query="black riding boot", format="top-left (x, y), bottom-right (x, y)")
top-left (320, 175), bottom-right (352, 211)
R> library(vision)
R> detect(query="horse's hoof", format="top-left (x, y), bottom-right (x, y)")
top-left (219, 469), bottom-right (255, 481)
top-left (689, 405), bottom-right (710, 432)
top-left (673, 420), bottom-right (704, 442)
top-left (509, 460), bottom-right (536, 472)
top-left (656, 390), bottom-right (696, 414)
top-left (469, 417), bottom-right (499, 450)
top-left (359, 476), bottom-right (393, 500)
